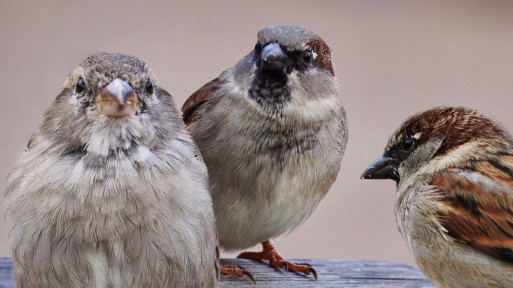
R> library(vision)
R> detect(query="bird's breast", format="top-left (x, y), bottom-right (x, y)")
top-left (207, 112), bottom-right (343, 249)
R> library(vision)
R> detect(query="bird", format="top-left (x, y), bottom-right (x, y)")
top-left (4, 52), bottom-right (219, 288)
top-left (182, 25), bottom-right (348, 280)
top-left (361, 106), bottom-right (513, 288)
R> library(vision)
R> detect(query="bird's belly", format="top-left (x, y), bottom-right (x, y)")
top-left (207, 111), bottom-right (344, 251)
top-left (215, 164), bottom-right (327, 250)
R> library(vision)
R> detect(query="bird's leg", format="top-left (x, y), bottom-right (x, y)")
top-left (220, 264), bottom-right (255, 283)
top-left (237, 240), bottom-right (318, 280)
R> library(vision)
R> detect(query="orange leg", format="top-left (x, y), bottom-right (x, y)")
top-left (220, 264), bottom-right (255, 283)
top-left (237, 240), bottom-right (318, 280)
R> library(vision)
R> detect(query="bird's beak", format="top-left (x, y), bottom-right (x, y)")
top-left (361, 155), bottom-right (399, 182)
top-left (261, 42), bottom-right (287, 72)
top-left (96, 78), bottom-right (138, 117)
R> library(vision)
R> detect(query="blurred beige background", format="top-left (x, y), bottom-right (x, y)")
top-left (1, 1), bottom-right (512, 269)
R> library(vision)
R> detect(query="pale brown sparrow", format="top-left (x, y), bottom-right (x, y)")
top-left (182, 25), bottom-right (348, 280)
top-left (4, 53), bottom-right (219, 288)
top-left (362, 106), bottom-right (513, 288)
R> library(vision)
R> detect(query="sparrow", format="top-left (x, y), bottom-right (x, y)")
top-left (4, 52), bottom-right (219, 288)
top-left (182, 25), bottom-right (348, 280)
top-left (362, 106), bottom-right (513, 288)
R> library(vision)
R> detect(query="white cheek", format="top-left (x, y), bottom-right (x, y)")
top-left (285, 73), bottom-right (340, 121)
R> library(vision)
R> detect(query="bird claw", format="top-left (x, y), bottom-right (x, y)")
top-left (221, 264), bottom-right (256, 283)
top-left (243, 270), bottom-right (256, 284)
top-left (275, 261), bottom-right (317, 281)
top-left (308, 267), bottom-right (318, 281)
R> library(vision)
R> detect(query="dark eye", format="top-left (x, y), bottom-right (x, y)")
top-left (401, 137), bottom-right (416, 152)
top-left (76, 77), bottom-right (86, 93)
top-left (145, 79), bottom-right (154, 94)
top-left (303, 50), bottom-right (313, 64)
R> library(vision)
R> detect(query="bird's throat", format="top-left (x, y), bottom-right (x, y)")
top-left (248, 71), bottom-right (291, 110)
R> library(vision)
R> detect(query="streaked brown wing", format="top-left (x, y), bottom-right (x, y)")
top-left (431, 157), bottom-right (513, 263)
top-left (182, 77), bottom-right (223, 125)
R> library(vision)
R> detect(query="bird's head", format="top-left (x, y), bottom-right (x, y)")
top-left (37, 52), bottom-right (182, 156)
top-left (65, 52), bottom-right (157, 118)
top-left (361, 106), bottom-right (513, 184)
top-left (232, 25), bottom-right (337, 110)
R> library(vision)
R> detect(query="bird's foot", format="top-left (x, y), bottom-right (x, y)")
top-left (220, 264), bottom-right (255, 283)
top-left (237, 240), bottom-right (317, 280)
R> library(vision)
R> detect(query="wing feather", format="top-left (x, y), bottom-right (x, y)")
top-left (182, 78), bottom-right (223, 126)
top-left (431, 158), bottom-right (513, 262)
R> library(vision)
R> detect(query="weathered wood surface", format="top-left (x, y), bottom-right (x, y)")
top-left (220, 259), bottom-right (434, 287)
top-left (0, 258), bottom-right (434, 287)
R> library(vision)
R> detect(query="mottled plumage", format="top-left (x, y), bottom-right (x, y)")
top-left (362, 107), bottom-right (513, 287)
top-left (4, 53), bottom-right (219, 288)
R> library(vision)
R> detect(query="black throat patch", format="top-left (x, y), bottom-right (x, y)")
top-left (249, 70), bottom-right (291, 110)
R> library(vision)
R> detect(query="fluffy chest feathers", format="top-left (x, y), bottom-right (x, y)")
top-left (194, 82), bottom-right (346, 249)
top-left (197, 82), bottom-right (345, 193)
top-left (6, 119), bottom-right (205, 243)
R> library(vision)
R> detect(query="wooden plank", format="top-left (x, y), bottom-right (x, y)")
top-left (0, 258), bottom-right (433, 287)
top-left (220, 259), bottom-right (434, 287)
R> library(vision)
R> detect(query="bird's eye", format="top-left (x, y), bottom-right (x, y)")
top-left (303, 50), bottom-right (313, 64)
top-left (401, 137), bottom-right (416, 152)
top-left (145, 79), bottom-right (154, 94)
top-left (76, 77), bottom-right (86, 93)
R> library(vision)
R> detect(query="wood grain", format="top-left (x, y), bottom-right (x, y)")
top-left (220, 259), bottom-right (433, 287)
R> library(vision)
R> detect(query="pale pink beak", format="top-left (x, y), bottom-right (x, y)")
top-left (97, 78), bottom-right (138, 117)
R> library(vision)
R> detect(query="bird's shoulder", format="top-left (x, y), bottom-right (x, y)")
top-left (182, 77), bottom-right (226, 126)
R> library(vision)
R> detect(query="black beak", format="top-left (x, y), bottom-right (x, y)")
top-left (361, 155), bottom-right (399, 182)
top-left (261, 43), bottom-right (287, 71)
